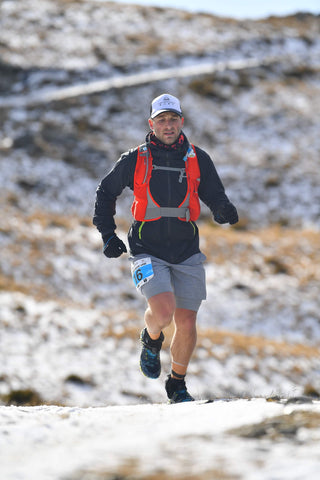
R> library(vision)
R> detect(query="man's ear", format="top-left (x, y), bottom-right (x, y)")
top-left (148, 118), bottom-right (154, 130)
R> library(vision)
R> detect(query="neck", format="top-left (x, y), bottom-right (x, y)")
top-left (149, 132), bottom-right (185, 150)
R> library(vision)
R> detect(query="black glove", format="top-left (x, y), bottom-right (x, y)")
top-left (103, 234), bottom-right (127, 258)
top-left (214, 202), bottom-right (239, 225)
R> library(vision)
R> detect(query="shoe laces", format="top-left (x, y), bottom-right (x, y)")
top-left (142, 346), bottom-right (159, 364)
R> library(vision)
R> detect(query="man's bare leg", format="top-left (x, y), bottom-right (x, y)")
top-left (144, 291), bottom-right (176, 339)
top-left (164, 308), bottom-right (197, 402)
top-left (170, 308), bottom-right (197, 378)
top-left (140, 292), bottom-right (176, 378)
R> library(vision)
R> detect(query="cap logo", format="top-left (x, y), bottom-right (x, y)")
top-left (159, 96), bottom-right (175, 108)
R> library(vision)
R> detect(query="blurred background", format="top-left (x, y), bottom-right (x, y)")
top-left (0, 0), bottom-right (319, 407)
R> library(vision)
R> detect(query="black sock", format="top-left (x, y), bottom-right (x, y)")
top-left (171, 370), bottom-right (185, 380)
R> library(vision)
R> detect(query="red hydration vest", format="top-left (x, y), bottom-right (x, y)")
top-left (131, 144), bottom-right (201, 222)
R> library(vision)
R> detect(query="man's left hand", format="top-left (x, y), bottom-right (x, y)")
top-left (214, 203), bottom-right (239, 225)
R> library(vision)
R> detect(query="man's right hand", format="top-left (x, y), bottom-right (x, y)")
top-left (103, 234), bottom-right (127, 258)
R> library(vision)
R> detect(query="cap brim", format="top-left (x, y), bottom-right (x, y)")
top-left (151, 108), bottom-right (182, 119)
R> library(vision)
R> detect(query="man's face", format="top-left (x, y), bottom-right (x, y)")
top-left (148, 112), bottom-right (184, 145)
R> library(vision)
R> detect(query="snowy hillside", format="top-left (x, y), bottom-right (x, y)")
top-left (0, 0), bottom-right (320, 412)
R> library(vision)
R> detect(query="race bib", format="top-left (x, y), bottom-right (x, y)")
top-left (132, 257), bottom-right (154, 289)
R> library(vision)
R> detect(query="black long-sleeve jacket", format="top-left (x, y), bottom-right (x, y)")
top-left (93, 132), bottom-right (233, 263)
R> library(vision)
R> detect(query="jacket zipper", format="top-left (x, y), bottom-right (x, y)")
top-left (166, 152), bottom-right (173, 258)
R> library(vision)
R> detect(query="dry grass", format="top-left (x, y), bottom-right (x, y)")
top-left (3, 209), bottom-right (319, 279)
top-left (75, 465), bottom-right (239, 480)
top-left (0, 272), bottom-right (50, 299)
top-left (1, 207), bottom-right (319, 312)
top-left (258, 13), bottom-right (320, 35)
top-left (229, 410), bottom-right (320, 440)
top-left (197, 328), bottom-right (320, 359)
top-left (199, 222), bottom-right (320, 283)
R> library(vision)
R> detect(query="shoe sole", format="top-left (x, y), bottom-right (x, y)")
top-left (140, 366), bottom-right (161, 379)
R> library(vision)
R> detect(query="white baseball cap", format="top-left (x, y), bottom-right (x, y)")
top-left (150, 94), bottom-right (182, 119)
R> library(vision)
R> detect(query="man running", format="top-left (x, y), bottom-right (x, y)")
top-left (93, 93), bottom-right (238, 403)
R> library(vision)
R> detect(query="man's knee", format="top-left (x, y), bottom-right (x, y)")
top-left (147, 292), bottom-right (176, 328)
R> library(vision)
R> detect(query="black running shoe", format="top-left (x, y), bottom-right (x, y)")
top-left (140, 328), bottom-right (164, 379)
top-left (165, 375), bottom-right (195, 403)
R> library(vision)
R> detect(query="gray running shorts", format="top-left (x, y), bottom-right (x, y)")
top-left (130, 252), bottom-right (207, 311)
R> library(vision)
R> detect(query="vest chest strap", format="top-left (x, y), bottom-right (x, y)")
top-left (152, 164), bottom-right (186, 183)
top-left (144, 206), bottom-right (190, 221)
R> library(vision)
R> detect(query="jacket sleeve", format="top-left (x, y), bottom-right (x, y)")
top-left (196, 146), bottom-right (233, 215)
top-left (93, 149), bottom-right (137, 243)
